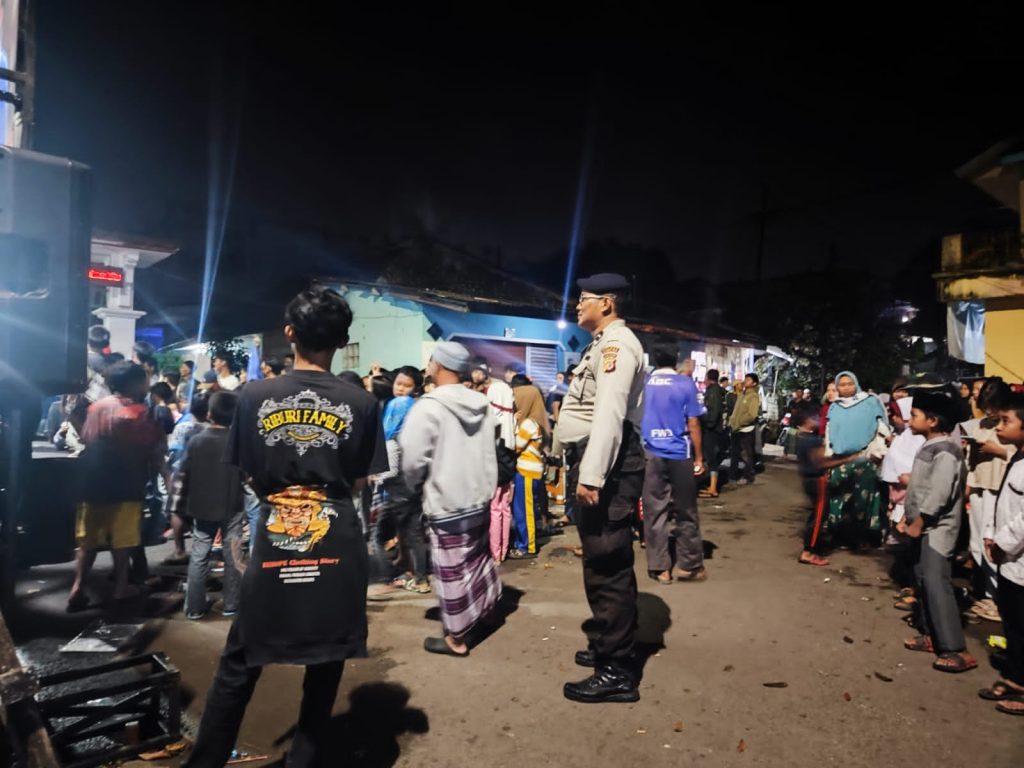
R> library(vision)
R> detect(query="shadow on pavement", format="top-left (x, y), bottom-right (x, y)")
top-left (468, 585), bottom-right (525, 647)
top-left (634, 590), bottom-right (672, 681)
top-left (270, 682), bottom-right (429, 768)
top-left (702, 539), bottom-right (719, 560)
top-left (422, 585), bottom-right (526, 649)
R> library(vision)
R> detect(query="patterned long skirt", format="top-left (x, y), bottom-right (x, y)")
top-left (427, 509), bottom-right (502, 640)
top-left (827, 458), bottom-right (883, 534)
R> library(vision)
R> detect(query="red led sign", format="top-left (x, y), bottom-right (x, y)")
top-left (88, 266), bottom-right (124, 284)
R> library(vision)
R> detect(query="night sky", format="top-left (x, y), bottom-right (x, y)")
top-left (32, 3), bottom-right (1023, 340)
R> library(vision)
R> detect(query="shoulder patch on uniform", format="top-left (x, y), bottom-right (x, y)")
top-left (601, 347), bottom-right (618, 373)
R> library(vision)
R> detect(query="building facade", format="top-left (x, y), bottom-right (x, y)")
top-left (936, 138), bottom-right (1024, 382)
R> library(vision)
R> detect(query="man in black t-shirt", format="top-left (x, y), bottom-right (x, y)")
top-left (185, 286), bottom-right (386, 768)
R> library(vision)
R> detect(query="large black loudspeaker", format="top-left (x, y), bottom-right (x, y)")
top-left (0, 147), bottom-right (92, 398)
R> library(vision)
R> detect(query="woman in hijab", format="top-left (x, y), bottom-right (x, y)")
top-left (825, 371), bottom-right (891, 542)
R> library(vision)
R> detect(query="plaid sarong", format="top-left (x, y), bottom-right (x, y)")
top-left (427, 509), bottom-right (502, 639)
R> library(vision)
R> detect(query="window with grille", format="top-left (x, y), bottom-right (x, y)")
top-left (526, 345), bottom-right (559, 393)
top-left (340, 343), bottom-right (360, 371)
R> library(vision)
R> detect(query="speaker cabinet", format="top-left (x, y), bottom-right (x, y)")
top-left (0, 147), bottom-right (92, 398)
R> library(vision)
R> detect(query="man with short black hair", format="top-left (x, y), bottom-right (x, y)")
top-left (178, 360), bottom-right (195, 400)
top-left (133, 341), bottom-right (159, 386)
top-left (185, 286), bottom-right (386, 768)
top-left (701, 369), bottom-right (725, 498)
top-left (212, 354), bottom-right (240, 391)
top-left (261, 357), bottom-right (284, 379)
top-left (641, 344), bottom-right (706, 583)
top-left (728, 373), bottom-right (761, 486)
top-left (68, 362), bottom-right (166, 611)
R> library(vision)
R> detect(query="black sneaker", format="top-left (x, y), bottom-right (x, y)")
top-left (574, 649), bottom-right (595, 668)
top-left (563, 664), bottom-right (639, 703)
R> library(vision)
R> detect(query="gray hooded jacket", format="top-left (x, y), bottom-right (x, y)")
top-left (399, 384), bottom-right (498, 522)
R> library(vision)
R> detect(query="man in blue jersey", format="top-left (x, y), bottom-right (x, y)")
top-left (640, 344), bottom-right (706, 583)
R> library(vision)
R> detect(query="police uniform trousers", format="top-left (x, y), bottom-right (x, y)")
top-left (565, 427), bottom-right (644, 666)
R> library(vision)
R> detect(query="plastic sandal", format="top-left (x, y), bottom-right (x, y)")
top-left (403, 579), bottom-right (431, 594)
top-left (933, 651), bottom-right (978, 674)
top-left (995, 695), bottom-right (1024, 716)
top-left (979, 681), bottom-right (1024, 701)
top-left (903, 635), bottom-right (934, 653)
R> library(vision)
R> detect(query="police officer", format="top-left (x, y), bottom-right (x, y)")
top-left (554, 273), bottom-right (646, 703)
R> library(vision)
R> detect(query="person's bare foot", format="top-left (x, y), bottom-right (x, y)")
top-left (446, 635), bottom-right (469, 655)
top-left (798, 551), bottom-right (829, 567)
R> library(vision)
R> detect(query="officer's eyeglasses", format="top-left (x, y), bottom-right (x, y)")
top-left (576, 294), bottom-right (611, 306)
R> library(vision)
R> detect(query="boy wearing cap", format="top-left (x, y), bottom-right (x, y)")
top-left (899, 389), bottom-right (976, 673)
top-left (400, 341), bottom-right (501, 657)
top-left (554, 272), bottom-right (645, 703)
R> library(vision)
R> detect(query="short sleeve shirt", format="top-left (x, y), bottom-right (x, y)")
top-left (226, 370), bottom-right (387, 498)
top-left (225, 369), bottom-right (387, 667)
top-left (641, 371), bottom-right (705, 460)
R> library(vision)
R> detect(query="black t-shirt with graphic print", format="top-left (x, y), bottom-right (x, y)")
top-left (224, 369), bottom-right (387, 667)
top-left (226, 369), bottom-right (387, 498)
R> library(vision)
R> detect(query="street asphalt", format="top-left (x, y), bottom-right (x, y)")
top-left (10, 459), bottom-right (1021, 766)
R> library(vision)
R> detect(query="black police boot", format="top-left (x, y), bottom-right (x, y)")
top-left (563, 662), bottom-right (640, 703)
top-left (574, 649), bottom-right (595, 668)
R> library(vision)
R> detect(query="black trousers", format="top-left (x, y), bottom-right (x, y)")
top-left (185, 624), bottom-right (344, 768)
top-left (372, 499), bottom-right (428, 583)
top-left (702, 429), bottom-right (723, 472)
top-left (996, 573), bottom-right (1024, 687)
top-left (566, 428), bottom-right (644, 669)
top-left (729, 430), bottom-right (755, 482)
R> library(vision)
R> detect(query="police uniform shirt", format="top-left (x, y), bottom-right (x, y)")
top-left (554, 319), bottom-right (644, 489)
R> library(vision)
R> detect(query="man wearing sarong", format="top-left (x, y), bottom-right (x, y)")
top-left (184, 286), bottom-right (386, 768)
top-left (400, 341), bottom-right (501, 657)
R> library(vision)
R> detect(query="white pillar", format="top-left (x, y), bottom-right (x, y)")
top-left (92, 307), bottom-right (147, 358)
top-left (90, 249), bottom-right (145, 356)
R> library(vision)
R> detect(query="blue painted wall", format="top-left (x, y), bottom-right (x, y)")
top-left (330, 285), bottom-right (589, 374)
top-left (424, 305), bottom-right (589, 370)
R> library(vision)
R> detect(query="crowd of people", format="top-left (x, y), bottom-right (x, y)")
top-left (42, 276), bottom-right (1024, 767)
top-left (784, 371), bottom-right (1024, 716)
